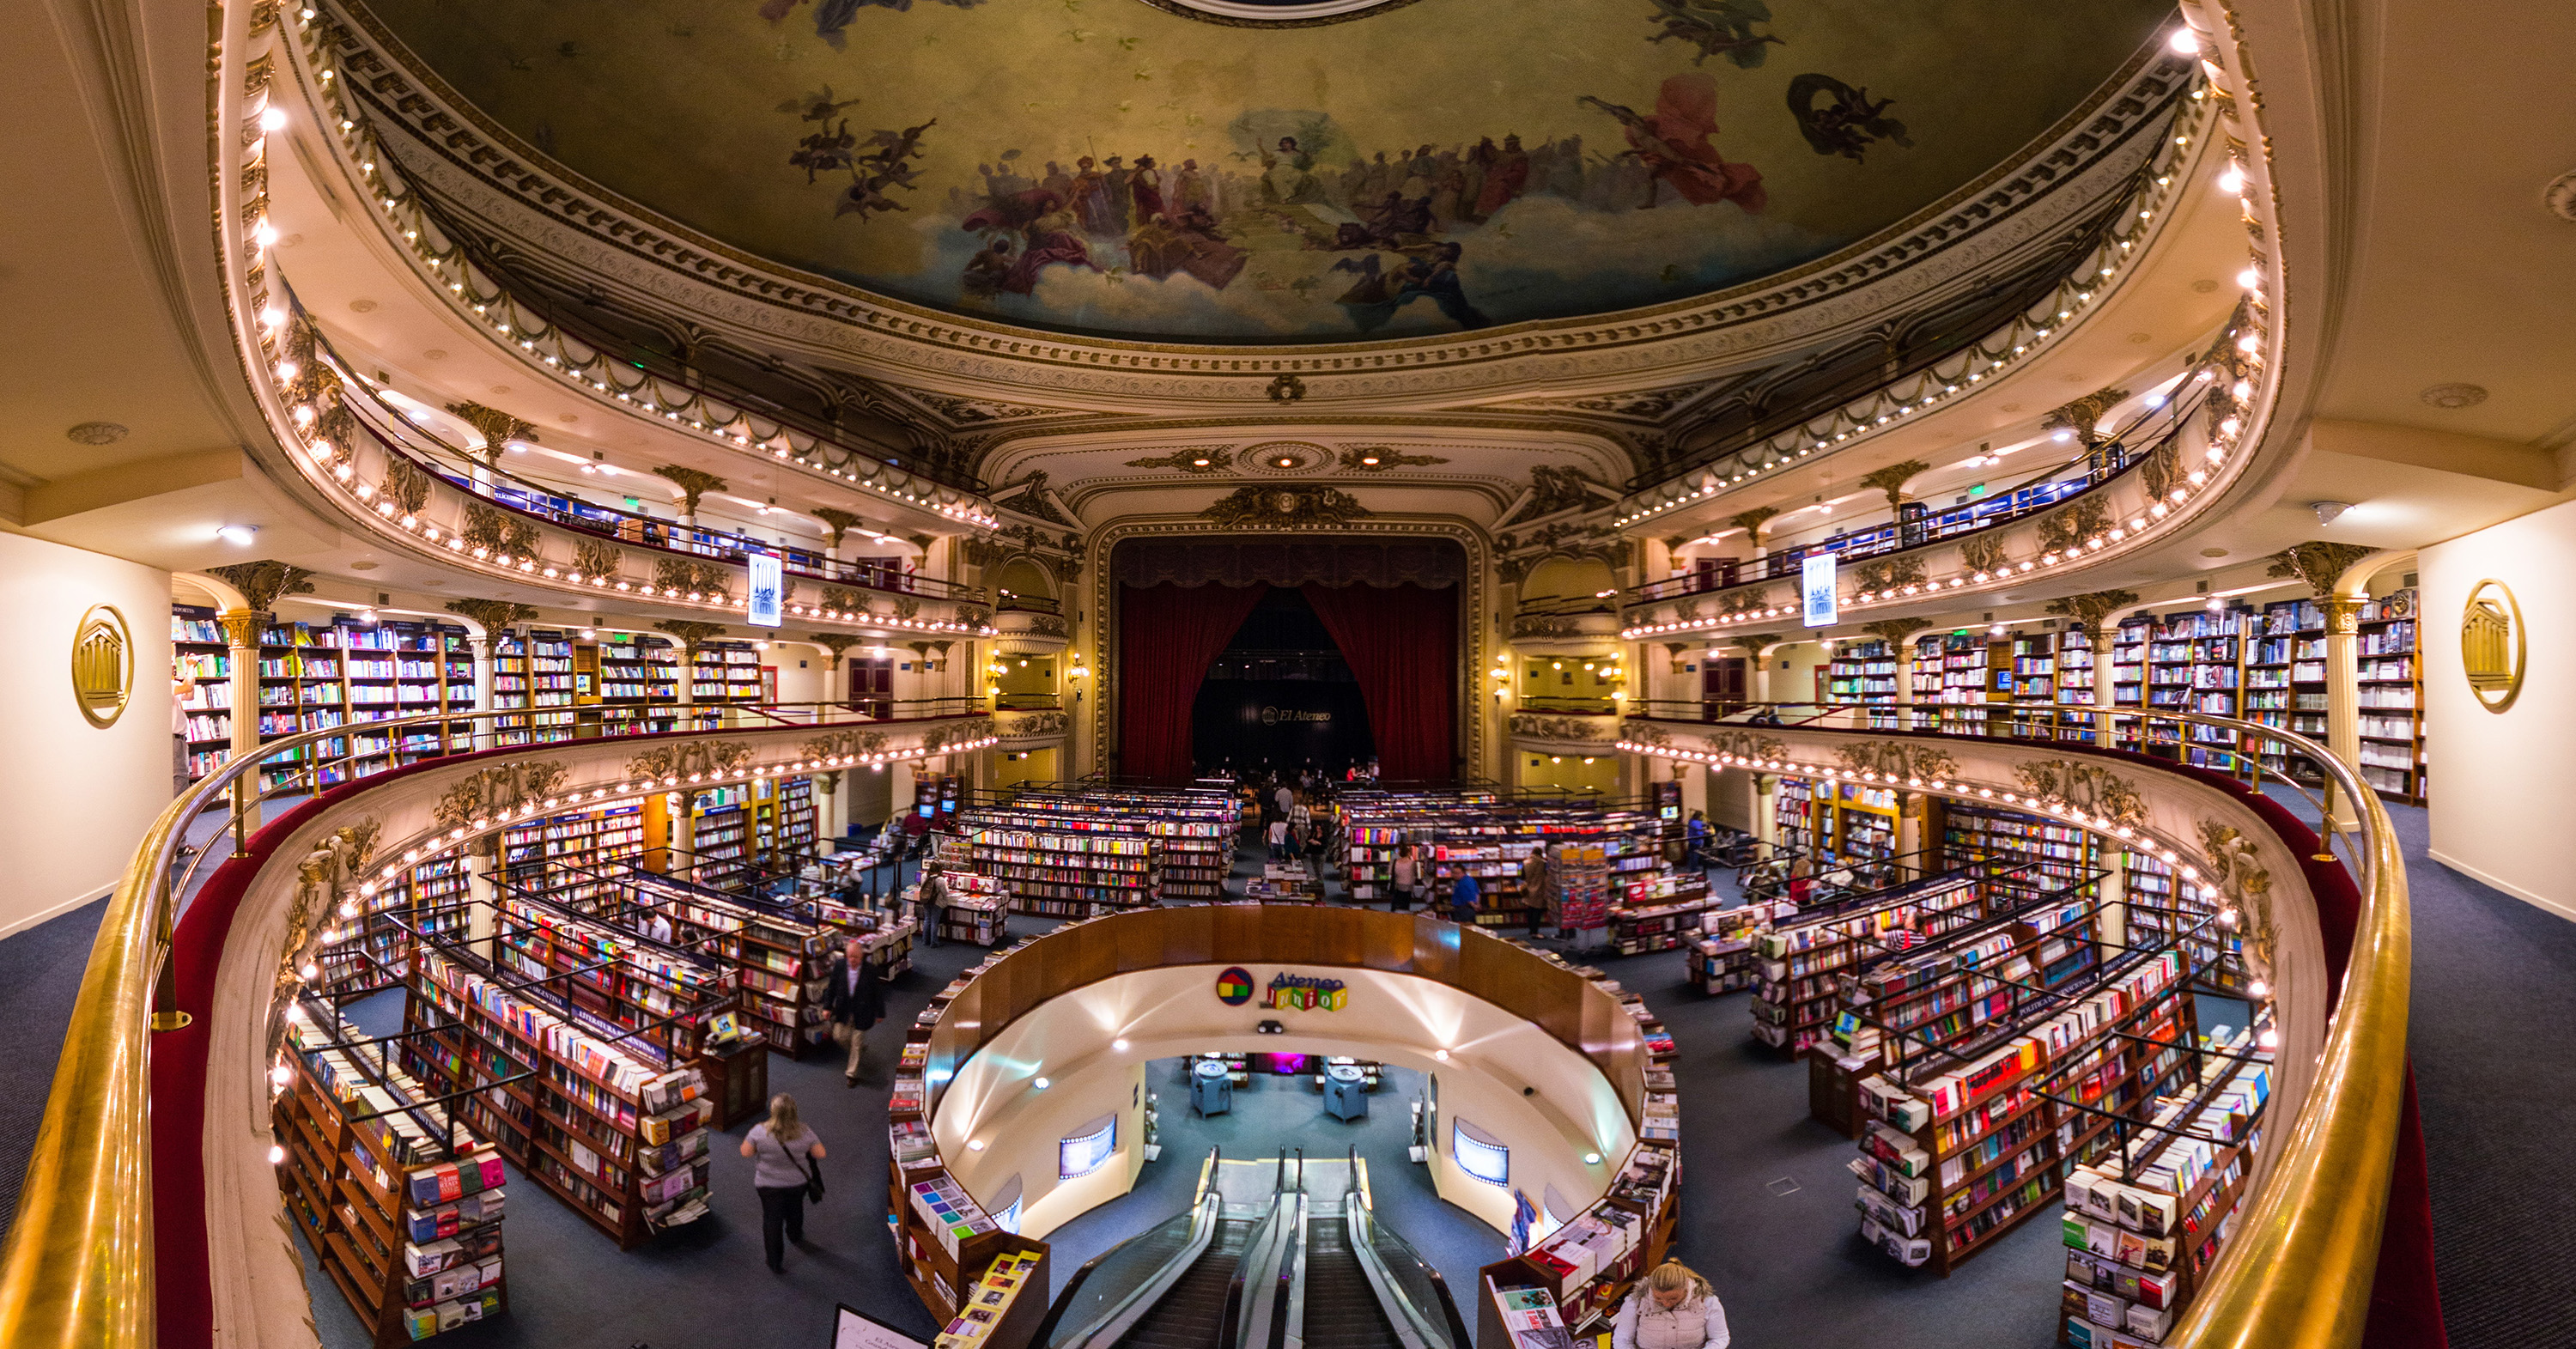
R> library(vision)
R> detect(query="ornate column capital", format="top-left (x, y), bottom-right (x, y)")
top-left (2320, 596), bottom-right (2365, 635)
top-left (216, 609), bottom-right (267, 649)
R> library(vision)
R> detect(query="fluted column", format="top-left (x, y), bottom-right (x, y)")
top-left (2091, 628), bottom-right (2119, 748)
top-left (469, 636), bottom-right (497, 751)
top-left (2323, 596), bottom-right (2365, 832)
top-left (1751, 773), bottom-right (1777, 860)
top-left (218, 609), bottom-right (264, 766)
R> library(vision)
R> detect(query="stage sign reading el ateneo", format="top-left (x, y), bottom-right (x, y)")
top-left (1260, 707), bottom-right (1332, 725)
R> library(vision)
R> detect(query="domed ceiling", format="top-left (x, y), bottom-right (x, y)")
top-left (358, 0), bottom-right (2175, 345)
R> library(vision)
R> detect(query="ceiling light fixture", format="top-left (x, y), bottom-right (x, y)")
top-left (216, 524), bottom-right (260, 545)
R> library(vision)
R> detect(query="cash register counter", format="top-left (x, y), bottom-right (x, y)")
top-left (880, 903), bottom-right (1681, 1346)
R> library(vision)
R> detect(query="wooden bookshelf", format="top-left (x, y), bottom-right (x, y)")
top-left (275, 998), bottom-right (513, 1344)
top-left (1750, 868), bottom-right (1998, 1054)
top-left (1852, 948), bottom-right (2198, 1275)
top-left (2354, 588), bottom-right (2424, 804)
top-left (1477, 1139), bottom-right (1678, 1338)
top-left (405, 945), bottom-right (718, 1249)
top-left (961, 809), bottom-right (1163, 919)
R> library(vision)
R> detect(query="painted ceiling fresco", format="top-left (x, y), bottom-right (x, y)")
top-left (361, 0), bottom-right (2176, 344)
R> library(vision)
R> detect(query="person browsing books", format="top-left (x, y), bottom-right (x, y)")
top-left (1612, 1261), bottom-right (1731, 1349)
top-left (1449, 871), bottom-right (1480, 927)
top-left (739, 1094), bottom-right (827, 1274)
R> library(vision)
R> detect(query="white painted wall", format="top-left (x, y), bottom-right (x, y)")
top-left (2420, 500), bottom-right (2576, 920)
top-left (0, 532), bottom-right (173, 935)
top-left (932, 963), bottom-right (1637, 1239)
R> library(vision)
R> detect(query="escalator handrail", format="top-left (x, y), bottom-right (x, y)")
top-left (1230, 1189), bottom-right (1303, 1349)
top-left (1054, 1190), bottom-right (1226, 1349)
top-left (1344, 1192), bottom-right (1446, 1349)
top-left (1280, 1194), bottom-right (1315, 1349)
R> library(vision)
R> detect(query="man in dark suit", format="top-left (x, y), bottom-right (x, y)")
top-left (821, 939), bottom-right (884, 1088)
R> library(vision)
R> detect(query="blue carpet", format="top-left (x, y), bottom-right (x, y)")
top-left (0, 896), bottom-right (107, 1245)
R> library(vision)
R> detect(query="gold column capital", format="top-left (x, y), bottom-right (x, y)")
top-left (216, 609), bottom-right (267, 648)
top-left (2321, 596), bottom-right (2365, 635)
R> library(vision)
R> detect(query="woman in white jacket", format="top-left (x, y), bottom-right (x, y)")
top-left (1611, 1261), bottom-right (1731, 1349)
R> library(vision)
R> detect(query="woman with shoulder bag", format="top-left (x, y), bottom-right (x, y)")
top-left (739, 1094), bottom-right (828, 1273)
top-left (1613, 1261), bottom-right (1731, 1349)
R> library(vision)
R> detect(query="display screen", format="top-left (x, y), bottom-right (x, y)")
top-left (1452, 1119), bottom-right (1509, 1187)
top-left (1059, 1115), bottom-right (1117, 1180)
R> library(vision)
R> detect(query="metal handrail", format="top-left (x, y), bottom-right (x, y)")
top-left (1057, 1188), bottom-right (1227, 1349)
top-left (1345, 1191), bottom-right (1442, 1349)
top-left (1616, 698), bottom-right (2409, 1348)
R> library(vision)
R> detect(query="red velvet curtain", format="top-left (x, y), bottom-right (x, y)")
top-left (1299, 583), bottom-right (1457, 782)
top-left (1117, 583), bottom-right (1271, 781)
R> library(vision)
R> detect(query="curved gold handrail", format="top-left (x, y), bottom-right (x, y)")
top-left (0, 697), bottom-right (989, 1348)
top-left (1616, 700), bottom-right (2409, 1349)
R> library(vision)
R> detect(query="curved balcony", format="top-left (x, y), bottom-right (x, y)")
top-left (1505, 598), bottom-right (1625, 653)
top-left (1621, 369), bottom-right (2251, 640)
top-left (276, 13), bottom-right (995, 518)
top-left (1610, 697), bottom-right (2414, 1348)
top-left (990, 597), bottom-right (1072, 653)
top-left (1505, 707), bottom-right (1622, 755)
top-left (0, 697), bottom-right (996, 1346)
top-left (264, 315), bottom-right (999, 638)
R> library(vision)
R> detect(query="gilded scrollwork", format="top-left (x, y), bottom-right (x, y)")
top-left (1510, 714), bottom-right (1615, 743)
top-left (2196, 820), bottom-right (2280, 979)
top-left (431, 761), bottom-right (573, 831)
top-left (1003, 711), bottom-right (1072, 738)
top-left (1834, 740), bottom-right (1957, 781)
top-left (2012, 759), bottom-right (2149, 829)
top-left (1704, 731), bottom-right (1787, 761)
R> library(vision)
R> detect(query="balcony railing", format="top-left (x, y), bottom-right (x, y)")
top-left (1625, 374), bottom-right (2221, 617)
top-left (0, 697), bottom-right (998, 1346)
top-left (325, 325), bottom-right (979, 602)
top-left (1610, 697), bottom-right (2413, 1349)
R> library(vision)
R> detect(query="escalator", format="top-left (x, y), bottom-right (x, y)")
top-left (1297, 1214), bottom-right (1398, 1349)
top-left (1044, 1150), bottom-right (1467, 1349)
top-left (1121, 1216), bottom-right (1255, 1349)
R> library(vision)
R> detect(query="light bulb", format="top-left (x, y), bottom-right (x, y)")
top-left (268, 1145), bottom-right (288, 1164)
top-left (2169, 27), bottom-right (2202, 55)
top-left (1113, 1038), bottom-right (1129, 1052)
top-left (2217, 166), bottom-right (2245, 193)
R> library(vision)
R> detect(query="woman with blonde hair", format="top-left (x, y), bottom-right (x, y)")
top-left (738, 1093), bottom-right (828, 1273)
top-left (1611, 1261), bottom-right (1730, 1349)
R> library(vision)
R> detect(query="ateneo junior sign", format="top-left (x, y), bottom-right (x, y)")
top-left (1213, 967), bottom-right (1348, 1012)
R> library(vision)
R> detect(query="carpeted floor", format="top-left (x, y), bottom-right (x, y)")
top-left (0, 897), bottom-right (107, 1246)
top-left (2, 797), bottom-right (2554, 1346)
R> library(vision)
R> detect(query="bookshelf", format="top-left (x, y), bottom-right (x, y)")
top-left (1750, 868), bottom-right (1996, 1054)
top-left (491, 629), bottom-right (579, 747)
top-left (987, 787), bottom-right (1240, 900)
top-left (276, 997), bottom-right (514, 1344)
top-left (2354, 588), bottom-right (2424, 804)
top-left (1477, 1139), bottom-right (1679, 1339)
top-left (1851, 946), bottom-right (2197, 1275)
top-left (691, 641), bottom-right (768, 706)
top-left (1687, 903), bottom-right (1787, 995)
top-left (405, 945), bottom-right (719, 1249)
top-left (961, 809), bottom-right (1163, 919)
top-left (2059, 1025), bottom-right (2272, 1346)
top-left (489, 887), bottom-right (738, 1066)
top-left (172, 605), bottom-right (236, 780)
top-left (1824, 640), bottom-right (1899, 726)
top-left (592, 635), bottom-right (681, 732)
top-left (1772, 779), bottom-right (1899, 870)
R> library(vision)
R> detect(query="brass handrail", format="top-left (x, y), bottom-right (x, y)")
top-left (1618, 699), bottom-right (2409, 1348)
top-left (0, 697), bottom-right (992, 1348)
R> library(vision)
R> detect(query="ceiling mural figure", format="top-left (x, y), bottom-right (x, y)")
top-left (362, 0), bottom-right (2172, 343)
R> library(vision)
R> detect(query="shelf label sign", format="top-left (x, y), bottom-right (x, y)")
top-left (1801, 553), bottom-right (1839, 629)
top-left (746, 550), bottom-right (783, 628)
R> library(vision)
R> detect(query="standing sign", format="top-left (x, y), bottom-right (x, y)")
top-left (745, 550), bottom-right (783, 628)
top-left (1801, 553), bottom-right (1839, 628)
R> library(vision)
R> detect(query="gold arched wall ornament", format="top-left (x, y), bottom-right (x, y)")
top-left (2460, 579), bottom-right (2525, 713)
top-left (71, 605), bottom-right (133, 729)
